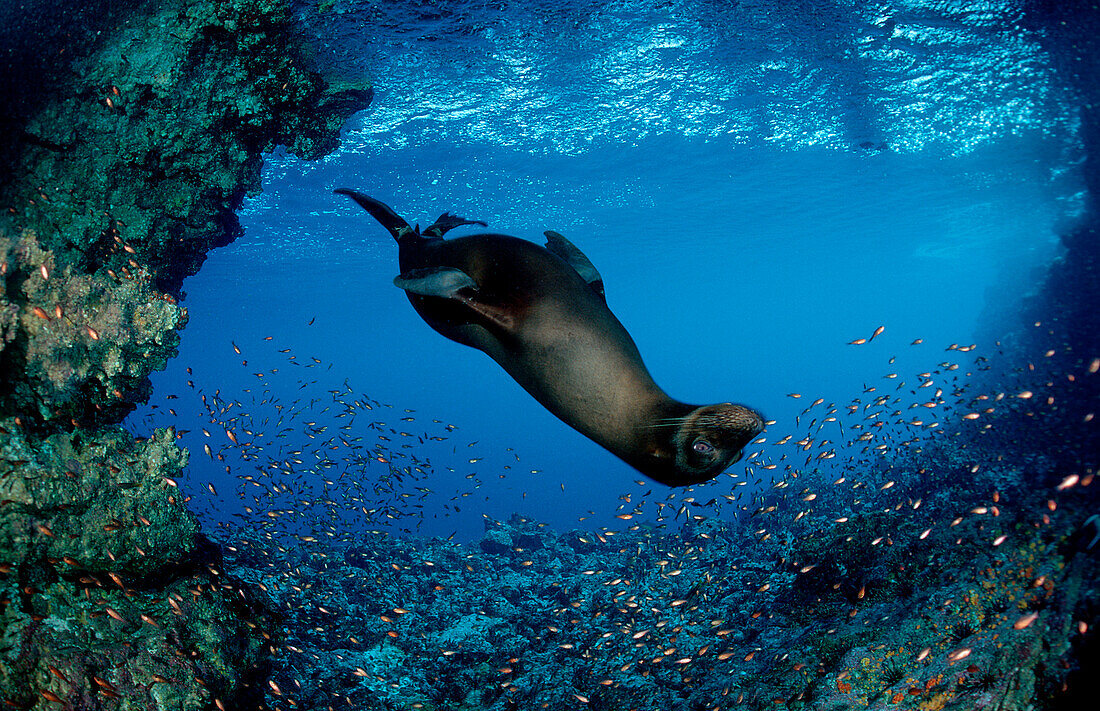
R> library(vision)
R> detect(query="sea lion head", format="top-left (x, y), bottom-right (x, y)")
top-left (670, 403), bottom-right (765, 484)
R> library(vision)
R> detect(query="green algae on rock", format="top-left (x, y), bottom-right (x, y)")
top-left (0, 0), bottom-right (371, 429)
top-left (0, 423), bottom-right (195, 576)
top-left (0, 420), bottom-right (279, 709)
top-left (2, 229), bottom-right (187, 426)
top-left (0, 535), bottom-right (278, 711)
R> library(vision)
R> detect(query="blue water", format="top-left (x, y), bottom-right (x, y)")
top-left (132, 0), bottom-right (1083, 543)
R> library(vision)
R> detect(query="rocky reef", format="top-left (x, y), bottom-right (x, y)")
top-left (220, 436), bottom-right (1099, 710)
top-left (0, 0), bottom-right (370, 707)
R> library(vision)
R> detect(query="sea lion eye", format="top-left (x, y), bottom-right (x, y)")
top-left (693, 439), bottom-right (715, 455)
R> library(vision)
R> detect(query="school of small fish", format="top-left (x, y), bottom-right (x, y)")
top-left (119, 321), bottom-right (1097, 709)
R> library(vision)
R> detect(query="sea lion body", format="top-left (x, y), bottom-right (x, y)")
top-left (402, 233), bottom-right (669, 470)
top-left (337, 189), bottom-right (764, 486)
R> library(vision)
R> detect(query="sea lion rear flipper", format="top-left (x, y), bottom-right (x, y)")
top-left (423, 212), bottom-right (489, 238)
top-left (334, 189), bottom-right (416, 241)
top-left (544, 230), bottom-right (605, 299)
top-left (394, 267), bottom-right (516, 331)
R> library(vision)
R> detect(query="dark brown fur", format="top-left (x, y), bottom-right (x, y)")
top-left (337, 190), bottom-right (764, 486)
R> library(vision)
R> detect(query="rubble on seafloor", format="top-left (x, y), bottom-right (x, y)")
top-left (213, 430), bottom-right (1098, 711)
top-left (0, 0), bottom-right (370, 708)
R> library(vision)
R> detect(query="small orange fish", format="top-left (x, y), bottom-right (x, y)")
top-left (86, 325), bottom-right (100, 340)
top-left (39, 690), bottom-right (63, 703)
top-left (1056, 474), bottom-right (1079, 491)
top-left (92, 676), bottom-right (116, 691)
top-left (1013, 612), bottom-right (1038, 630)
top-left (47, 666), bottom-right (70, 684)
top-left (947, 647), bottom-right (972, 663)
top-left (848, 338), bottom-right (867, 345)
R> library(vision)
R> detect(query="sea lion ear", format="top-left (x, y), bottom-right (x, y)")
top-left (394, 267), bottom-right (516, 332)
top-left (544, 230), bottom-right (605, 299)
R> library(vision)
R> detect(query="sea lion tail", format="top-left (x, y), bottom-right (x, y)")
top-left (334, 189), bottom-right (414, 241)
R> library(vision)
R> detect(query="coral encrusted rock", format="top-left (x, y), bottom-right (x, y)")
top-left (0, 0), bottom-right (370, 708)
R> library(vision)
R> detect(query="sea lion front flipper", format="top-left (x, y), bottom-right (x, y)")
top-left (394, 267), bottom-right (477, 298)
top-left (393, 267), bottom-right (516, 331)
top-left (544, 230), bottom-right (605, 299)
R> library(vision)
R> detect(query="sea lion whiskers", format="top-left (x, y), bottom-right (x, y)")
top-left (645, 416), bottom-right (691, 429)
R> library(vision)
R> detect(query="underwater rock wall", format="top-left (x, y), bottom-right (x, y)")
top-left (1030, 2), bottom-right (1100, 425)
top-left (0, 0), bottom-right (370, 708)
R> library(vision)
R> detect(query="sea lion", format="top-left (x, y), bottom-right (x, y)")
top-left (335, 189), bottom-right (765, 486)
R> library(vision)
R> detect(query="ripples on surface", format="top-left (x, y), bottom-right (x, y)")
top-left (290, 0), bottom-right (1076, 156)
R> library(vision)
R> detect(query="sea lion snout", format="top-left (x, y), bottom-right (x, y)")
top-left (672, 403), bottom-right (765, 483)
